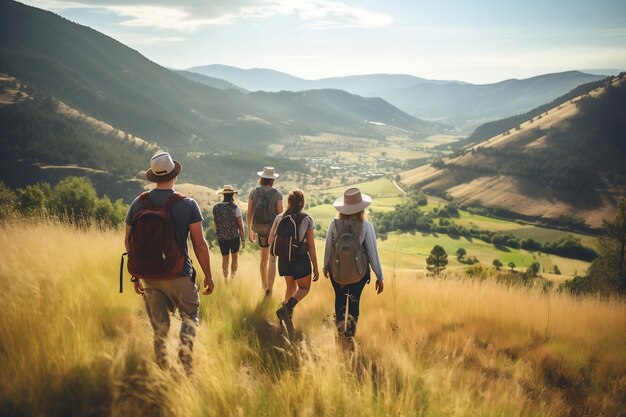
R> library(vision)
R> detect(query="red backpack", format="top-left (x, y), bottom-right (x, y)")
top-left (123, 192), bottom-right (186, 286)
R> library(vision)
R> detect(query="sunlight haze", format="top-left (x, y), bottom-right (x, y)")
top-left (21, 0), bottom-right (626, 83)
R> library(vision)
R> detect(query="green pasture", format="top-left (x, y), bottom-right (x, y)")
top-left (306, 179), bottom-right (594, 277)
top-left (323, 178), bottom-right (404, 198)
top-left (376, 232), bottom-right (590, 276)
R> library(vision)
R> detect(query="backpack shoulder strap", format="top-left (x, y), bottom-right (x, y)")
top-left (138, 191), bottom-right (152, 208)
top-left (164, 192), bottom-right (186, 209)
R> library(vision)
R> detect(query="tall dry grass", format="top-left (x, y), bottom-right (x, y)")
top-left (1, 219), bottom-right (624, 417)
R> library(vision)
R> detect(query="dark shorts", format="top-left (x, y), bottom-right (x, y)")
top-left (257, 234), bottom-right (270, 248)
top-left (218, 237), bottom-right (240, 256)
top-left (278, 253), bottom-right (312, 279)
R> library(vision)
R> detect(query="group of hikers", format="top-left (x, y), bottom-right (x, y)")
top-left (124, 152), bottom-right (384, 372)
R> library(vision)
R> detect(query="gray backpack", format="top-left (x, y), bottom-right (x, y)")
top-left (330, 219), bottom-right (369, 285)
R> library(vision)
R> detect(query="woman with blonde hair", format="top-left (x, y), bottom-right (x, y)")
top-left (269, 188), bottom-right (319, 337)
top-left (323, 187), bottom-right (383, 344)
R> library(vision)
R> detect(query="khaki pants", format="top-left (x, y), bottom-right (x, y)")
top-left (143, 276), bottom-right (199, 370)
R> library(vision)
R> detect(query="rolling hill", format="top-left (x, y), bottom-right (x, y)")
top-left (0, 0), bottom-right (434, 193)
top-left (187, 64), bottom-right (605, 130)
top-left (399, 74), bottom-right (626, 229)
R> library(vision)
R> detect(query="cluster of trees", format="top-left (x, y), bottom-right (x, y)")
top-left (560, 197), bottom-right (626, 295)
top-left (371, 194), bottom-right (596, 262)
top-left (0, 96), bottom-right (150, 179)
top-left (0, 177), bottom-right (126, 227)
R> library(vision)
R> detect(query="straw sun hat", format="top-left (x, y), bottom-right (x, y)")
top-left (257, 166), bottom-right (280, 179)
top-left (333, 187), bottom-right (372, 215)
top-left (217, 185), bottom-right (238, 195)
top-left (146, 152), bottom-right (182, 183)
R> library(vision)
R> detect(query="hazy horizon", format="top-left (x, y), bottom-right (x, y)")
top-left (18, 0), bottom-right (626, 84)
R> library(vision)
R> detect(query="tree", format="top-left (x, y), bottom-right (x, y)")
top-left (456, 247), bottom-right (466, 261)
top-left (589, 197), bottom-right (626, 294)
top-left (492, 259), bottom-right (503, 270)
top-left (508, 261), bottom-right (516, 271)
top-left (527, 261), bottom-right (540, 277)
top-left (427, 245), bottom-right (448, 275)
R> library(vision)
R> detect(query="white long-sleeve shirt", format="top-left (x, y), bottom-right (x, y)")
top-left (323, 220), bottom-right (383, 281)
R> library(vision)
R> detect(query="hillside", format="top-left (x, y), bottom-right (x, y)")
top-left (0, 0), bottom-right (434, 192)
top-left (400, 74), bottom-right (626, 229)
top-left (187, 64), bottom-right (605, 130)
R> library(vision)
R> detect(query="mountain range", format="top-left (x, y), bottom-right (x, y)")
top-left (399, 74), bottom-right (626, 229)
top-left (0, 0), bottom-right (434, 196)
top-left (186, 65), bottom-right (606, 131)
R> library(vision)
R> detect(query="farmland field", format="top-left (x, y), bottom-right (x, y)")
top-left (300, 179), bottom-right (596, 278)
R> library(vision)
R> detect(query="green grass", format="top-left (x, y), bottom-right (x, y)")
top-left (306, 181), bottom-right (595, 277)
top-left (324, 178), bottom-right (403, 198)
top-left (376, 232), bottom-right (589, 276)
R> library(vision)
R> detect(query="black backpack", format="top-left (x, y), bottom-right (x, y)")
top-left (271, 213), bottom-right (305, 261)
top-left (252, 187), bottom-right (275, 232)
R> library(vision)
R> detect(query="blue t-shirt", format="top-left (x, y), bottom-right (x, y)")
top-left (125, 189), bottom-right (203, 277)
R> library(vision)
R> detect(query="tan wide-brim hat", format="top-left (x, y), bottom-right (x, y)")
top-left (257, 166), bottom-right (280, 179)
top-left (217, 185), bottom-right (238, 194)
top-left (146, 151), bottom-right (182, 183)
top-left (333, 187), bottom-right (372, 215)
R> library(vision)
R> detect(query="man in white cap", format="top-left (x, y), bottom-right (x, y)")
top-left (125, 151), bottom-right (214, 373)
top-left (247, 166), bottom-right (283, 295)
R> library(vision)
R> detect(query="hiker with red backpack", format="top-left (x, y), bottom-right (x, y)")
top-left (269, 189), bottom-right (320, 338)
top-left (124, 152), bottom-right (214, 373)
top-left (213, 185), bottom-right (246, 281)
top-left (323, 188), bottom-right (384, 346)
top-left (247, 167), bottom-right (283, 296)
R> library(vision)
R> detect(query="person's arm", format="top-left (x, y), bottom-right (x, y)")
top-left (268, 215), bottom-right (280, 247)
top-left (306, 228), bottom-right (320, 281)
top-left (323, 220), bottom-right (334, 278)
top-left (236, 215), bottom-right (246, 249)
top-left (124, 224), bottom-right (131, 252)
top-left (247, 196), bottom-right (255, 242)
top-left (363, 222), bottom-right (384, 294)
top-left (276, 199), bottom-right (283, 216)
top-left (125, 223), bottom-right (145, 295)
top-left (189, 221), bottom-right (214, 295)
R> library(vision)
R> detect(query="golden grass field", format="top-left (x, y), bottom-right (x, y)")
top-left (1, 220), bottom-right (625, 417)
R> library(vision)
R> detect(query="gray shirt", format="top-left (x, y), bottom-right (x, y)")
top-left (248, 185), bottom-right (283, 233)
top-left (323, 220), bottom-right (383, 281)
top-left (125, 189), bottom-right (203, 277)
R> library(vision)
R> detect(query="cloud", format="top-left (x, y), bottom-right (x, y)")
top-left (23, 0), bottom-right (392, 31)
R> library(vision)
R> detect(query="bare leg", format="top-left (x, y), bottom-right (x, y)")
top-left (292, 275), bottom-right (311, 302)
top-left (230, 251), bottom-right (239, 278)
top-left (259, 247), bottom-right (269, 291)
top-left (221, 255), bottom-right (229, 279)
top-left (266, 254), bottom-right (277, 293)
top-left (283, 276), bottom-right (297, 303)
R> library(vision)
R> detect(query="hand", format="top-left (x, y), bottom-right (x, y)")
top-left (241, 239), bottom-right (246, 249)
top-left (375, 279), bottom-right (384, 294)
top-left (323, 269), bottom-right (329, 279)
top-left (312, 267), bottom-right (320, 282)
top-left (133, 279), bottom-right (144, 295)
top-left (202, 276), bottom-right (215, 295)
top-left (249, 230), bottom-right (256, 243)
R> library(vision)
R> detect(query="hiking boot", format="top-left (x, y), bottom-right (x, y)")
top-left (276, 306), bottom-right (295, 340)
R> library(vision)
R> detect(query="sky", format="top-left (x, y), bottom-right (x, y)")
top-left (21, 0), bottom-right (626, 84)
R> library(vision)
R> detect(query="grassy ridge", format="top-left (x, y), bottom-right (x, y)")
top-left (1, 220), bottom-right (624, 417)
